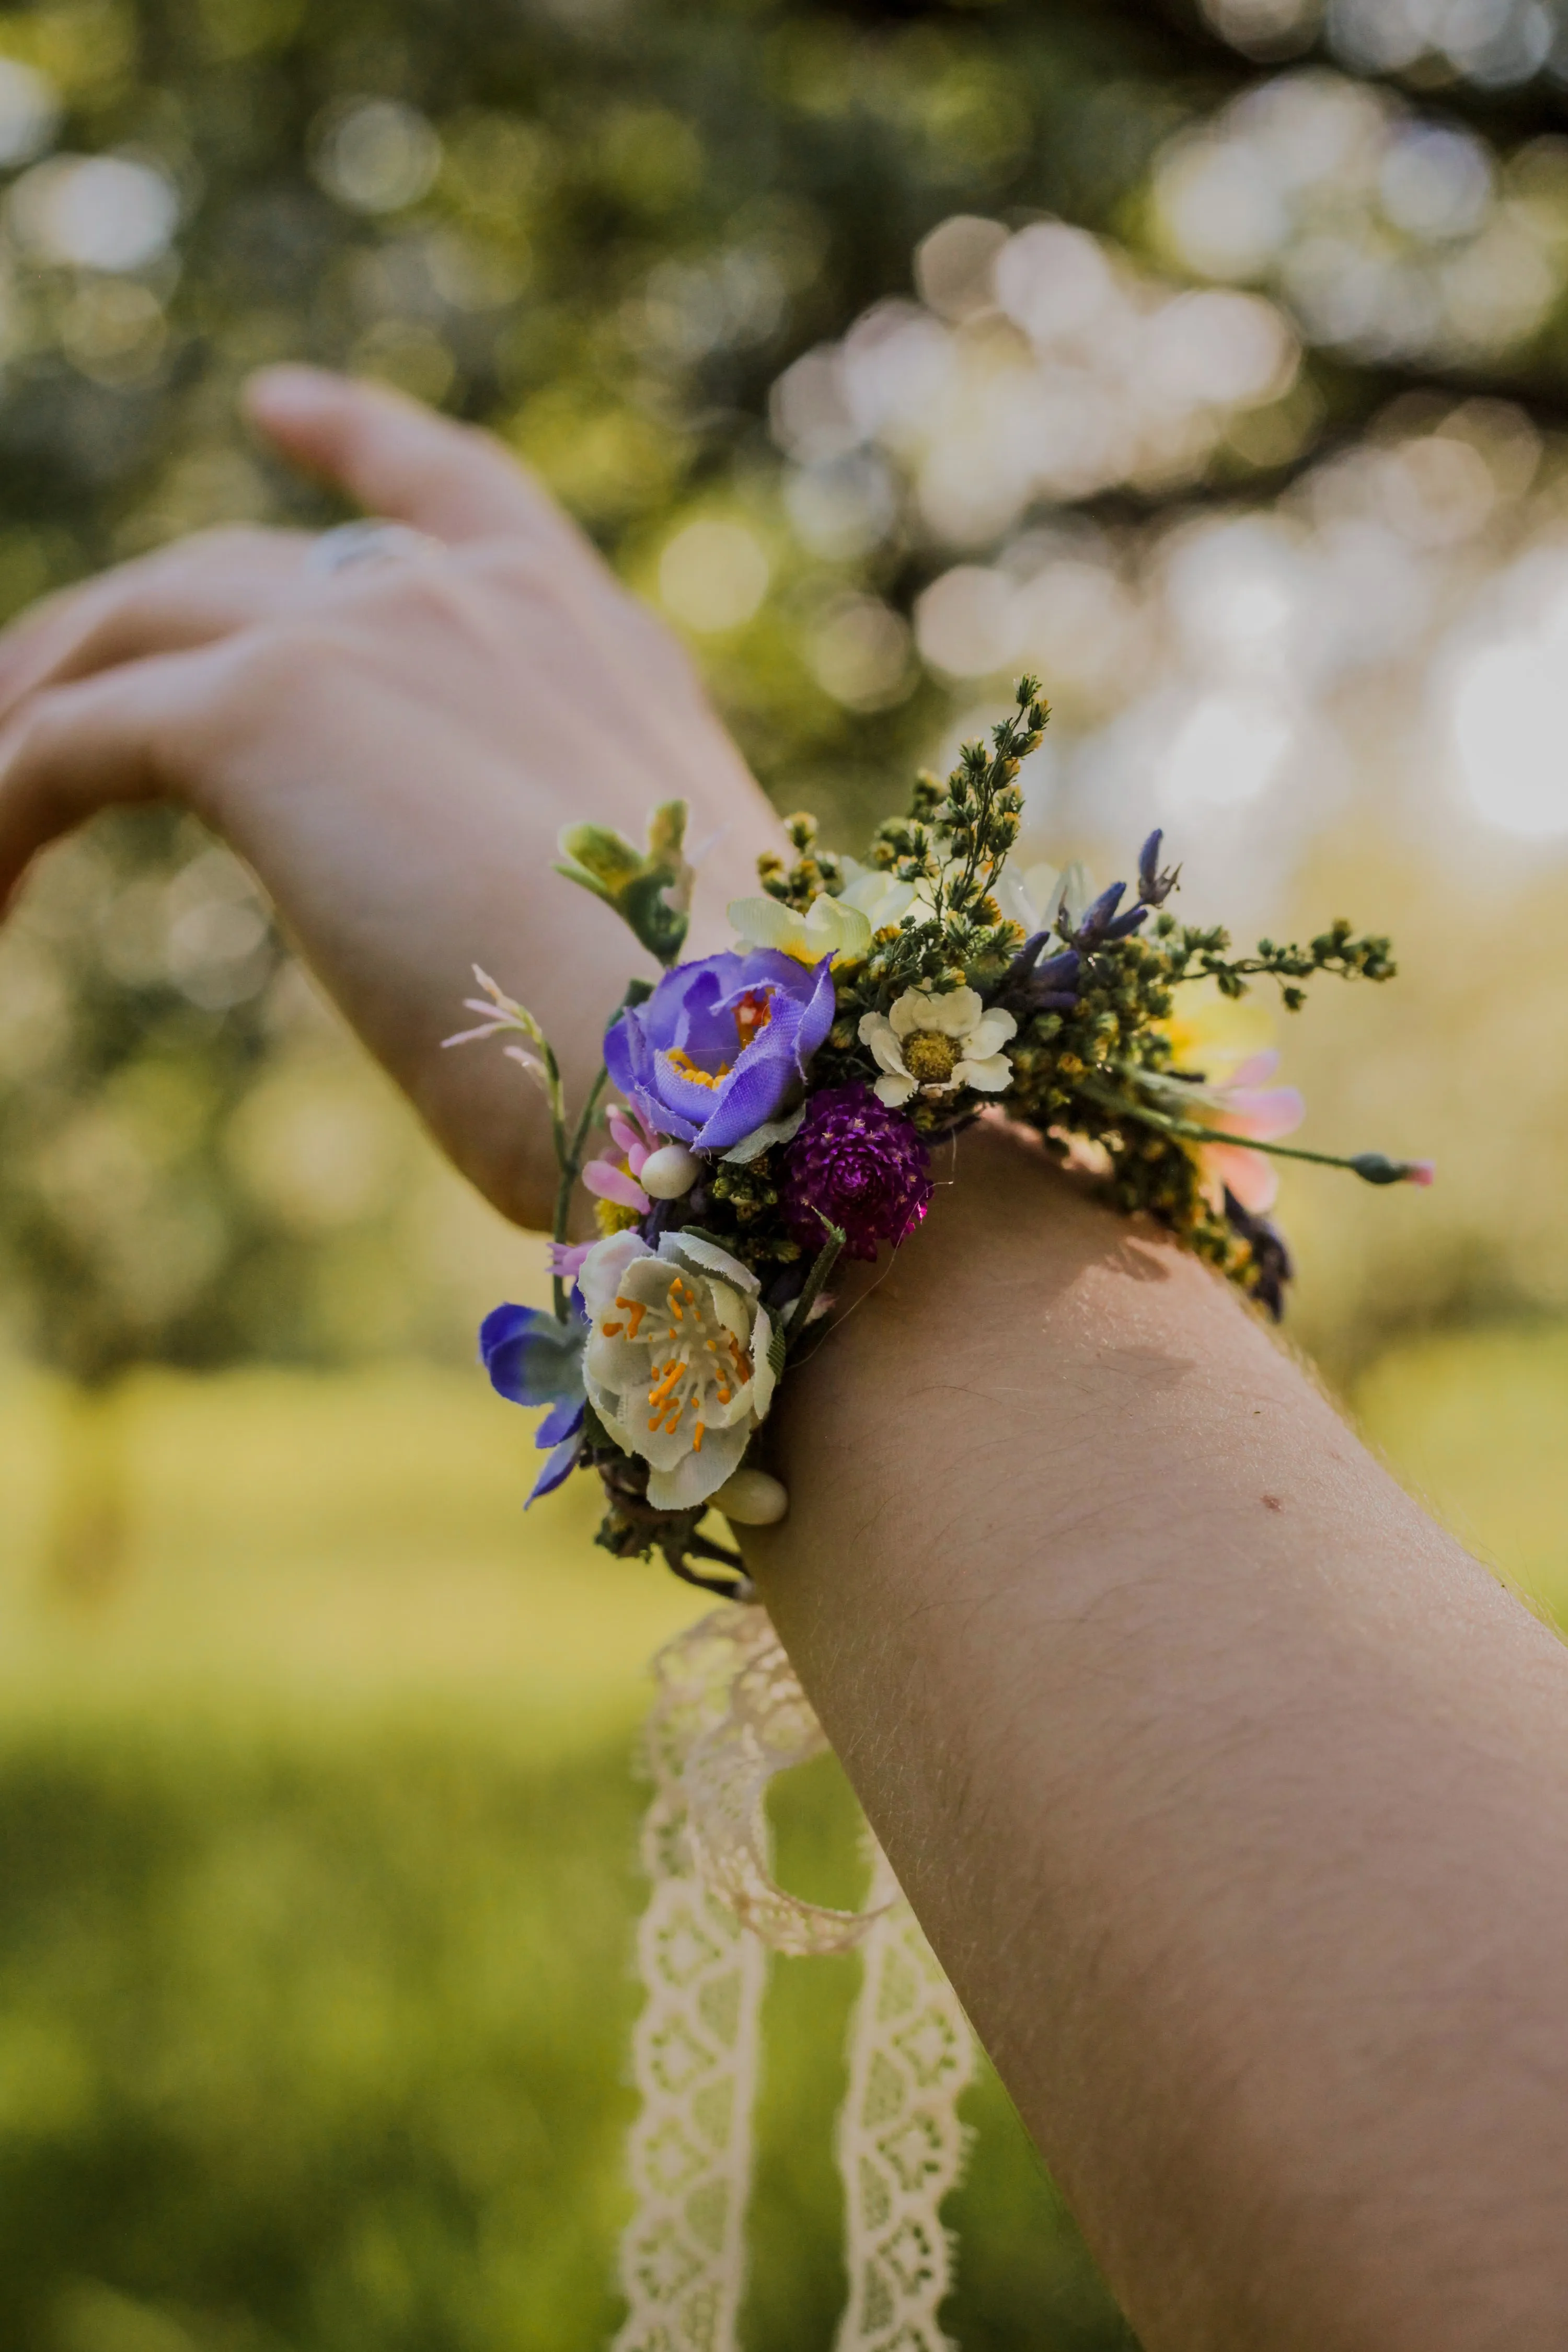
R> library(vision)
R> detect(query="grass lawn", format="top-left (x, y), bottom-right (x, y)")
top-left (0, 1322), bottom-right (1561, 2352)
top-left (0, 1360), bottom-right (1131, 2352)
top-left (1353, 1321), bottom-right (1568, 1623)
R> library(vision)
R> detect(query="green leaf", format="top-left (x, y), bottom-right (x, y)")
top-left (556, 823), bottom-right (645, 895)
top-left (554, 801), bottom-right (693, 966)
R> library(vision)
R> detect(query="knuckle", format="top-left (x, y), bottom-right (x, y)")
top-left (201, 626), bottom-right (306, 721)
top-left (477, 540), bottom-right (559, 601)
top-left (168, 630), bottom-right (313, 785)
top-left (363, 559), bottom-right (487, 642)
top-left (475, 541), bottom-right (700, 689)
top-left (18, 681), bottom-right (76, 751)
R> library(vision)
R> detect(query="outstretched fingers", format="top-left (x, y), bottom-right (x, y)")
top-left (0, 647), bottom-right (225, 908)
top-left (245, 365), bottom-right (585, 552)
top-left (0, 531), bottom-right (309, 727)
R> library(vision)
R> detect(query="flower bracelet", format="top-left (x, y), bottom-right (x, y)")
top-left (451, 678), bottom-right (1429, 1595)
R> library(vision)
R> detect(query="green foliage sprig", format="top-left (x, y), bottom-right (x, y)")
top-left (1150, 915), bottom-right (1397, 1011)
top-left (741, 676), bottom-right (1421, 1317)
top-left (555, 801), bottom-right (695, 969)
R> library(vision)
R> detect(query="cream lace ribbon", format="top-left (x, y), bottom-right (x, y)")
top-left (612, 1605), bottom-right (975, 2352)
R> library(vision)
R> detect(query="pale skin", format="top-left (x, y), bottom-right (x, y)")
top-left (0, 365), bottom-right (778, 1230)
top-left (5, 370), bottom-right (1568, 2347)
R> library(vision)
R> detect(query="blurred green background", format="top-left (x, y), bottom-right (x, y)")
top-left (5, 0), bottom-right (1568, 2344)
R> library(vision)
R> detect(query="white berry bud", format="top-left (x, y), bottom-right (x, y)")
top-left (640, 1144), bottom-right (702, 1200)
top-left (713, 1469), bottom-right (789, 1526)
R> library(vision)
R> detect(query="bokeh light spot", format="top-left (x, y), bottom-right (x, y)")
top-left (915, 566), bottom-right (1014, 678)
top-left (1380, 125), bottom-right (1493, 241)
top-left (9, 155), bottom-right (179, 273)
top-left (0, 60), bottom-right (60, 167)
top-left (314, 99), bottom-right (441, 216)
top-left (1452, 601), bottom-right (1568, 837)
top-left (658, 519), bottom-right (770, 633)
top-left (1161, 690), bottom-right (1294, 811)
top-left (806, 595), bottom-right (913, 710)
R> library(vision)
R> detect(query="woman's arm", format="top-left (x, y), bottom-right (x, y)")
top-left (0, 366), bottom-right (778, 1231)
top-left (753, 1117), bottom-right (1568, 2352)
top-left (6, 376), bottom-right (1567, 2344)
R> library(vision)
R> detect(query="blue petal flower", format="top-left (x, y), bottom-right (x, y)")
top-left (527, 1427), bottom-right (585, 1505)
top-left (536, 1394), bottom-right (586, 1447)
top-left (479, 1300), bottom-right (586, 1408)
top-left (481, 1305), bottom-right (590, 1505)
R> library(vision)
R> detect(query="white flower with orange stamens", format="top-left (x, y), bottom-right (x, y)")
top-left (578, 1228), bottom-right (778, 1511)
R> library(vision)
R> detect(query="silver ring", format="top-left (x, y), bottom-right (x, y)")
top-left (306, 520), bottom-right (445, 577)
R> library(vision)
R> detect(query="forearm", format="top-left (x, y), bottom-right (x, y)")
top-left (750, 1117), bottom-right (1568, 2350)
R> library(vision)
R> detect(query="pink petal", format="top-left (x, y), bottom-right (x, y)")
top-left (547, 1240), bottom-right (593, 1278)
top-left (1221, 1085), bottom-right (1304, 1144)
top-left (628, 1100), bottom-right (664, 1152)
top-left (581, 1159), bottom-right (651, 1213)
top-left (1209, 1142), bottom-right (1278, 1215)
top-left (1406, 1160), bottom-right (1435, 1187)
top-left (607, 1110), bottom-right (648, 1173)
top-left (1230, 1050), bottom-right (1280, 1088)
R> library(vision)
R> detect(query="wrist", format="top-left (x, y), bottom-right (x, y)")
top-left (744, 1115), bottom-right (1218, 1594)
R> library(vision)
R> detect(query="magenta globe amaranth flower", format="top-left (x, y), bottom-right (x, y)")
top-left (781, 1085), bottom-right (933, 1262)
top-left (605, 948), bottom-right (836, 1156)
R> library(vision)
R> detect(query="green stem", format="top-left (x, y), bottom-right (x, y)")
top-left (551, 1063), bottom-right (610, 1321)
top-left (785, 1220), bottom-right (846, 1352)
top-left (1081, 1079), bottom-right (1379, 1176)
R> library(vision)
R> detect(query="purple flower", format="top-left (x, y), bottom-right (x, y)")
top-left (1000, 935), bottom-right (1081, 1017)
top-left (780, 1085), bottom-right (933, 1263)
top-left (1138, 828), bottom-right (1180, 907)
top-left (1066, 881), bottom-right (1146, 948)
top-left (480, 1300), bottom-right (587, 1504)
top-left (605, 949), bottom-right (836, 1155)
top-left (546, 1239), bottom-right (594, 1283)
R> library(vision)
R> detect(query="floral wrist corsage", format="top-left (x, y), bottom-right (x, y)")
top-left (452, 679), bottom-right (1429, 1596)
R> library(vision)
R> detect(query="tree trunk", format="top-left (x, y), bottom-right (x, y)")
top-left (45, 1377), bottom-right (132, 1607)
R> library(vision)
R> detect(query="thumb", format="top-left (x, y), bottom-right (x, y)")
top-left (244, 365), bottom-right (578, 549)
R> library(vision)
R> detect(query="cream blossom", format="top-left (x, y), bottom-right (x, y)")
top-left (858, 985), bottom-right (1017, 1108)
top-left (991, 857), bottom-right (1092, 939)
top-left (728, 889), bottom-right (872, 966)
top-left (730, 859), bottom-right (921, 968)
top-left (838, 858), bottom-right (918, 931)
top-left (578, 1227), bottom-right (778, 1511)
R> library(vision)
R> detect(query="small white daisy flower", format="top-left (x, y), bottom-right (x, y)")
top-left (858, 985), bottom-right (1017, 1109)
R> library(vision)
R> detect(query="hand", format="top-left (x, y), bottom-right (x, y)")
top-left (0, 366), bottom-right (778, 1229)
